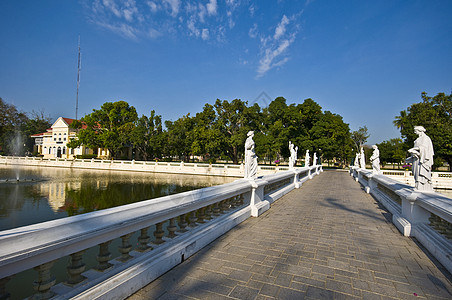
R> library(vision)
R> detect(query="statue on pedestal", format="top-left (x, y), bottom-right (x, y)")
top-left (244, 131), bottom-right (258, 179)
top-left (313, 153), bottom-right (317, 166)
top-left (370, 145), bottom-right (381, 174)
top-left (304, 150), bottom-right (310, 167)
top-left (289, 141), bottom-right (294, 169)
top-left (360, 147), bottom-right (366, 169)
top-left (294, 146), bottom-right (298, 166)
top-left (354, 153), bottom-right (360, 167)
top-left (406, 126), bottom-right (434, 191)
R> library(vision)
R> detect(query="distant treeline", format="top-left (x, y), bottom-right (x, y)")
top-left (0, 98), bottom-right (51, 156)
top-left (3, 92), bottom-right (450, 170)
top-left (68, 97), bottom-right (354, 165)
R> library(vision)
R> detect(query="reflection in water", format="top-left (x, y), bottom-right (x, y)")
top-left (0, 165), bottom-right (234, 231)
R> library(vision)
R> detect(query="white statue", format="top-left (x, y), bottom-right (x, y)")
top-left (304, 150), bottom-right (310, 167)
top-left (406, 126), bottom-right (434, 191)
top-left (370, 145), bottom-right (380, 174)
top-left (294, 146), bottom-right (298, 165)
top-left (313, 152), bottom-right (317, 166)
top-left (288, 141), bottom-right (297, 169)
top-left (244, 131), bottom-right (258, 179)
top-left (354, 152), bottom-right (360, 167)
top-left (360, 147), bottom-right (365, 169)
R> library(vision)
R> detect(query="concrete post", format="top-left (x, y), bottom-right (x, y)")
top-left (401, 192), bottom-right (430, 225)
top-left (294, 170), bottom-right (301, 189)
top-left (249, 178), bottom-right (270, 217)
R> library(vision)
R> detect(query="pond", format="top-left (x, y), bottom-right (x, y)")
top-left (0, 165), bottom-right (235, 231)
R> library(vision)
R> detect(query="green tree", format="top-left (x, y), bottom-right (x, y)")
top-left (377, 138), bottom-right (406, 168)
top-left (191, 104), bottom-right (224, 162)
top-left (310, 111), bottom-right (353, 166)
top-left (69, 101), bottom-right (138, 159)
top-left (23, 111), bottom-right (52, 154)
top-left (130, 110), bottom-right (163, 160)
top-left (292, 98), bottom-right (323, 154)
top-left (394, 92), bottom-right (452, 170)
top-left (351, 126), bottom-right (369, 151)
top-left (214, 99), bottom-right (260, 164)
top-left (264, 97), bottom-right (290, 161)
top-left (164, 114), bottom-right (194, 162)
top-left (0, 98), bottom-right (29, 155)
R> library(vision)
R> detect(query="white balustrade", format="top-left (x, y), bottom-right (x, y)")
top-left (0, 163), bottom-right (322, 299)
top-left (0, 156), bottom-right (301, 178)
top-left (350, 166), bottom-right (452, 275)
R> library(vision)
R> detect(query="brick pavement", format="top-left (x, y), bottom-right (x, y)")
top-left (128, 170), bottom-right (452, 300)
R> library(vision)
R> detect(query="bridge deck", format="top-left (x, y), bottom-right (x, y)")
top-left (129, 170), bottom-right (452, 300)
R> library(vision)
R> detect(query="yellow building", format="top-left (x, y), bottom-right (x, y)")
top-left (31, 117), bottom-right (106, 159)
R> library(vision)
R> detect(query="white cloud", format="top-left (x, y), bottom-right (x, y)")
top-left (257, 38), bottom-right (293, 77)
top-left (249, 23), bottom-right (258, 38)
top-left (147, 1), bottom-right (159, 13)
top-left (187, 17), bottom-right (200, 37)
top-left (96, 20), bottom-right (139, 40)
top-left (123, 0), bottom-right (140, 22)
top-left (148, 27), bottom-right (162, 38)
top-left (163, 0), bottom-right (180, 17)
top-left (102, 0), bottom-right (121, 18)
top-left (226, 0), bottom-right (239, 10)
top-left (256, 14), bottom-right (299, 78)
top-left (206, 0), bottom-right (217, 15)
top-left (97, 0), bottom-right (141, 22)
top-left (87, 0), bottom-right (252, 43)
top-left (249, 4), bottom-right (255, 17)
top-left (198, 4), bottom-right (207, 22)
top-left (201, 28), bottom-right (209, 40)
top-left (274, 15), bottom-right (289, 40)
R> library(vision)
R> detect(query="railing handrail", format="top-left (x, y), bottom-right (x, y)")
top-left (0, 156), bottom-right (293, 170)
top-left (358, 169), bottom-right (452, 222)
top-left (0, 162), bottom-right (322, 299)
top-left (0, 166), bottom-right (323, 279)
top-left (0, 156), bottom-right (294, 178)
top-left (0, 179), bottom-right (252, 278)
top-left (350, 166), bottom-right (452, 275)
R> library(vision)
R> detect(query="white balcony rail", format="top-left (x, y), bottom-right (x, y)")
top-left (350, 167), bottom-right (452, 275)
top-left (0, 156), bottom-right (291, 178)
top-left (380, 169), bottom-right (452, 190)
top-left (0, 164), bottom-right (322, 299)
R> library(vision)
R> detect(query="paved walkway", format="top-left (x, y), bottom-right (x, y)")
top-left (129, 170), bottom-right (452, 300)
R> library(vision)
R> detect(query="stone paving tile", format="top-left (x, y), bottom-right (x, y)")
top-left (229, 285), bottom-right (260, 300)
top-left (128, 171), bottom-right (452, 300)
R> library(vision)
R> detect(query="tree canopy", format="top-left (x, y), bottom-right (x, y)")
top-left (66, 97), bottom-right (354, 165)
top-left (68, 101), bottom-right (138, 159)
top-left (351, 126), bottom-right (369, 151)
top-left (0, 98), bottom-right (51, 155)
top-left (394, 92), bottom-right (452, 170)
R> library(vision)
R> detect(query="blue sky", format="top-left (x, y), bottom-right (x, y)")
top-left (1, 0), bottom-right (451, 145)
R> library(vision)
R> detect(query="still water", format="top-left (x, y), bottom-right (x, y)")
top-left (0, 165), bottom-right (235, 231)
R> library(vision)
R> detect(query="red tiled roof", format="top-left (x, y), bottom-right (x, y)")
top-left (62, 117), bottom-right (87, 129)
top-left (30, 132), bottom-right (45, 137)
top-left (62, 117), bottom-right (76, 125)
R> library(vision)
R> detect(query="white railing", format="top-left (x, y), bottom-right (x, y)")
top-left (0, 165), bottom-right (322, 299)
top-left (350, 167), bottom-right (452, 275)
top-left (0, 156), bottom-right (291, 178)
top-left (381, 169), bottom-right (452, 190)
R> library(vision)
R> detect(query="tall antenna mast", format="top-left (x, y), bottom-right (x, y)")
top-left (76, 36), bottom-right (81, 120)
